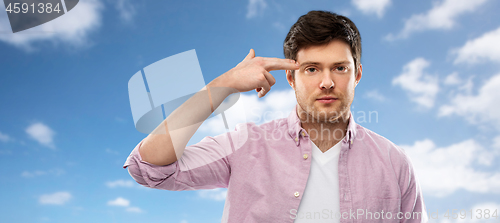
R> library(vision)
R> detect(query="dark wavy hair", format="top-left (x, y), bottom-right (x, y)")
top-left (284, 10), bottom-right (362, 77)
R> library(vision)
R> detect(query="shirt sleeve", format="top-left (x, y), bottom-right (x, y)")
top-left (395, 148), bottom-right (429, 223)
top-left (123, 124), bottom-right (248, 191)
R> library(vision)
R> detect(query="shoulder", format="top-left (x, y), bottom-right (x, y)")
top-left (235, 117), bottom-right (289, 133)
top-left (355, 124), bottom-right (411, 168)
top-left (214, 117), bottom-right (288, 148)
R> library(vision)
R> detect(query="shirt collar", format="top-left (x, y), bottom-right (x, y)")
top-left (287, 104), bottom-right (358, 147)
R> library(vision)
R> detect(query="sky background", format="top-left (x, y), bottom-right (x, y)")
top-left (1, 0), bottom-right (500, 222)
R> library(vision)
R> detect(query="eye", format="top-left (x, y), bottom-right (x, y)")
top-left (335, 66), bottom-right (348, 73)
top-left (305, 67), bottom-right (317, 73)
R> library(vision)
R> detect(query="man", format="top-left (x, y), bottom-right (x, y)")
top-left (124, 10), bottom-right (427, 223)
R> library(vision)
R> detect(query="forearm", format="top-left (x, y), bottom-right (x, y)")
top-left (137, 49), bottom-right (296, 166)
top-left (139, 77), bottom-right (236, 166)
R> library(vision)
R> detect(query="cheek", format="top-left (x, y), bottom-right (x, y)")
top-left (342, 83), bottom-right (353, 93)
top-left (294, 83), bottom-right (311, 102)
top-left (296, 78), bottom-right (315, 92)
top-left (296, 83), bottom-right (313, 98)
top-left (340, 78), bottom-right (356, 93)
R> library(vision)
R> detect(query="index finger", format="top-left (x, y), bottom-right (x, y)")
top-left (261, 57), bottom-right (300, 71)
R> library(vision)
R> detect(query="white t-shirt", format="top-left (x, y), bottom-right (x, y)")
top-left (293, 138), bottom-right (343, 223)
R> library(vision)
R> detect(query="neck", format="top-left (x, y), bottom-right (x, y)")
top-left (298, 108), bottom-right (350, 153)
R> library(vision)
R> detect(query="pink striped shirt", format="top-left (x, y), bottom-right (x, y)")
top-left (124, 106), bottom-right (427, 222)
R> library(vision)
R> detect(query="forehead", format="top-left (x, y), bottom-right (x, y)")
top-left (296, 39), bottom-right (353, 64)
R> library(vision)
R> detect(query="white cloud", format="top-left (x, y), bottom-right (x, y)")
top-left (22, 169), bottom-right (64, 178)
top-left (198, 89), bottom-right (296, 136)
top-left (115, 0), bottom-right (136, 22)
top-left (439, 73), bottom-right (500, 128)
top-left (197, 188), bottom-right (227, 201)
top-left (472, 201), bottom-right (500, 210)
top-left (105, 180), bottom-right (135, 188)
top-left (443, 72), bottom-right (474, 94)
top-left (392, 58), bottom-right (439, 108)
top-left (107, 197), bottom-right (130, 207)
top-left (39, 192), bottom-right (72, 205)
top-left (246, 0), bottom-right (267, 19)
top-left (386, 0), bottom-right (489, 40)
top-left (363, 89), bottom-right (386, 102)
top-left (0, 132), bottom-right (11, 142)
top-left (352, 0), bottom-right (391, 18)
top-left (493, 136), bottom-right (500, 149)
top-left (107, 197), bottom-right (143, 213)
top-left (452, 26), bottom-right (500, 64)
top-left (25, 122), bottom-right (56, 149)
top-left (0, 0), bottom-right (103, 50)
top-left (443, 72), bottom-right (461, 85)
top-left (126, 207), bottom-right (143, 213)
top-left (180, 220), bottom-right (188, 223)
top-left (402, 139), bottom-right (500, 197)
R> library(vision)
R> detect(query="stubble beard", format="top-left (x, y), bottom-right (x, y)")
top-left (295, 90), bottom-right (350, 125)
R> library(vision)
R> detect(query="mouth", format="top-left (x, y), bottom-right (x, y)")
top-left (316, 96), bottom-right (338, 104)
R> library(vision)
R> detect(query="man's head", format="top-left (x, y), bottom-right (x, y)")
top-left (284, 10), bottom-right (362, 123)
top-left (284, 10), bottom-right (362, 78)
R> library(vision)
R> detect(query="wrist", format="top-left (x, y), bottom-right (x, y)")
top-left (208, 73), bottom-right (231, 89)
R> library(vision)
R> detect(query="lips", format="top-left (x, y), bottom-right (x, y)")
top-left (316, 96), bottom-right (338, 103)
top-left (317, 96), bottom-right (337, 100)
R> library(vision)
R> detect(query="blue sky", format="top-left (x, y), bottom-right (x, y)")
top-left (1, 0), bottom-right (500, 222)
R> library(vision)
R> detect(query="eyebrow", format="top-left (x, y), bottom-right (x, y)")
top-left (299, 60), bottom-right (352, 67)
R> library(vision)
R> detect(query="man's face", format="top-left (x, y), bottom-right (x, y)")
top-left (286, 39), bottom-right (362, 123)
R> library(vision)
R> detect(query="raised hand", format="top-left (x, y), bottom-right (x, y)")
top-left (213, 49), bottom-right (300, 98)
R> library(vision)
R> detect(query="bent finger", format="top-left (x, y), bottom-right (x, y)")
top-left (257, 77), bottom-right (271, 98)
top-left (263, 70), bottom-right (276, 87)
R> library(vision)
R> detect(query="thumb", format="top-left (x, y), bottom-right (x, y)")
top-left (243, 49), bottom-right (255, 61)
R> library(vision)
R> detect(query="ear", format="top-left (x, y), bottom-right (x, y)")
top-left (286, 70), bottom-right (295, 90)
top-left (355, 64), bottom-right (362, 87)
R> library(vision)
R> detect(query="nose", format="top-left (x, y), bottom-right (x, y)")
top-left (319, 72), bottom-right (334, 90)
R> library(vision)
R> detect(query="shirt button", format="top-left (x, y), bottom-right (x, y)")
top-left (294, 137), bottom-right (298, 142)
top-left (294, 191), bottom-right (300, 197)
top-left (301, 131), bottom-right (306, 137)
top-left (303, 154), bottom-right (308, 160)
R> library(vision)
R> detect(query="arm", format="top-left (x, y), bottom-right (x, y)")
top-left (124, 125), bottom-right (247, 190)
top-left (136, 49), bottom-right (299, 166)
top-left (398, 151), bottom-right (428, 223)
top-left (137, 79), bottom-right (235, 166)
